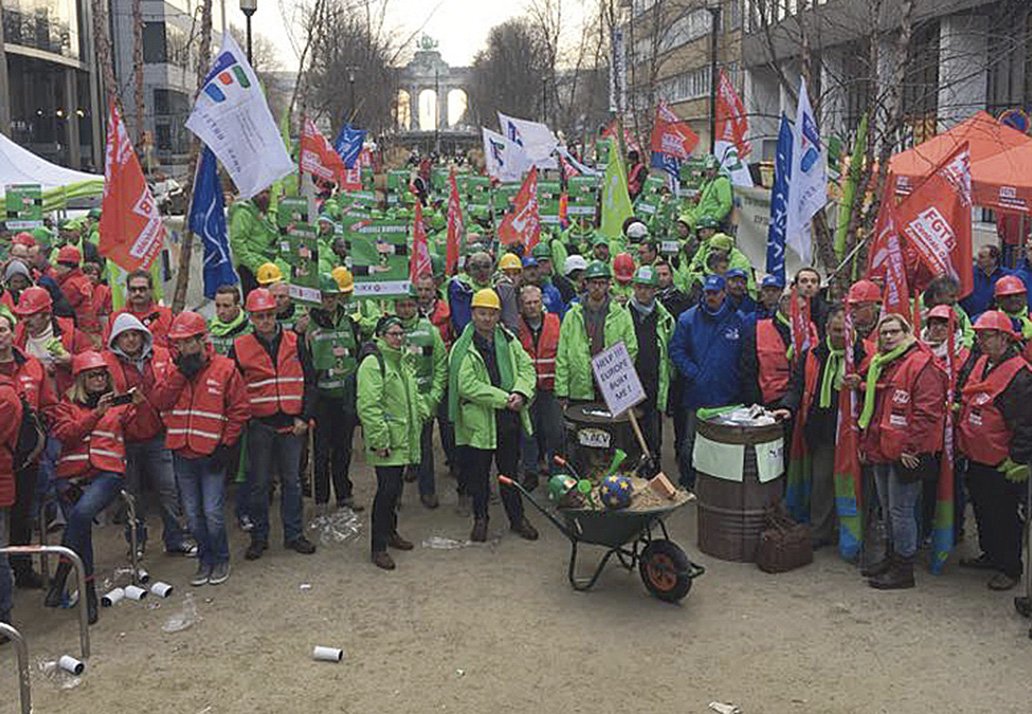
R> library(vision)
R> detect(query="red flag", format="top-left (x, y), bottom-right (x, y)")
top-left (410, 202), bottom-right (432, 283)
top-left (649, 101), bottom-right (699, 160)
top-left (878, 202), bottom-right (913, 325)
top-left (300, 117), bottom-right (346, 184)
top-left (446, 170), bottom-right (463, 275)
top-left (789, 288), bottom-right (814, 361)
top-left (497, 168), bottom-right (541, 251)
top-left (602, 120), bottom-right (641, 155)
top-left (339, 165), bottom-right (361, 191)
top-left (99, 101), bottom-right (165, 272)
top-left (558, 191), bottom-right (569, 228)
top-left (894, 143), bottom-right (973, 298)
top-left (715, 70), bottom-right (751, 158)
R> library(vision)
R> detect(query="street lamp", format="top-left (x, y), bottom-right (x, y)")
top-left (239, 0), bottom-right (257, 65)
top-left (346, 66), bottom-right (358, 124)
top-left (706, 0), bottom-right (722, 155)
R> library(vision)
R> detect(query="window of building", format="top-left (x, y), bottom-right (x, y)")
top-left (1, 0), bottom-right (81, 59)
top-left (658, 66), bottom-right (712, 103)
top-left (143, 22), bottom-right (167, 63)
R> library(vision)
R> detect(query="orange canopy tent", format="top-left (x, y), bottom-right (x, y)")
top-left (889, 111), bottom-right (1032, 214)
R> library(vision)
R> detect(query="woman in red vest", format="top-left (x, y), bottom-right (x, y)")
top-left (46, 351), bottom-right (142, 624)
top-left (0, 364), bottom-right (23, 633)
top-left (957, 311), bottom-right (1032, 591)
top-left (858, 313), bottom-right (947, 590)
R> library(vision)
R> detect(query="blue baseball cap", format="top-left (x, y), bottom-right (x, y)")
top-left (761, 274), bottom-right (785, 289)
top-left (725, 268), bottom-right (747, 280)
top-left (522, 256), bottom-right (539, 268)
top-left (703, 275), bottom-right (726, 292)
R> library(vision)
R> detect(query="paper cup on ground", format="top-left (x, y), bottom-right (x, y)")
top-left (136, 568), bottom-right (151, 584)
top-left (101, 588), bottom-right (125, 607)
top-left (58, 655), bottom-right (85, 675)
top-left (124, 585), bottom-right (148, 601)
top-left (312, 646), bottom-right (344, 662)
top-left (150, 581), bottom-right (174, 598)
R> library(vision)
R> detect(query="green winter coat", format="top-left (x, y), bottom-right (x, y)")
top-left (449, 324), bottom-right (536, 450)
top-left (400, 313), bottom-right (448, 411)
top-left (624, 300), bottom-right (675, 411)
top-left (356, 338), bottom-right (427, 467)
top-left (229, 201), bottom-right (279, 275)
top-left (208, 310), bottom-right (252, 355)
top-left (679, 244), bottom-right (756, 297)
top-left (554, 298), bottom-right (639, 401)
top-left (688, 174), bottom-right (733, 227)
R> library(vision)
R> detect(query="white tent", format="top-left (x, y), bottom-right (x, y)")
top-left (0, 131), bottom-right (103, 207)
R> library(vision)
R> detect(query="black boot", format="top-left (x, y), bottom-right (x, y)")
top-left (85, 583), bottom-right (99, 625)
top-left (860, 546), bottom-right (893, 578)
top-left (869, 555), bottom-right (915, 590)
top-left (44, 562), bottom-right (72, 608)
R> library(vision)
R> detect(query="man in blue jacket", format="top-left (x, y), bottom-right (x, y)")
top-left (960, 244), bottom-right (1011, 319)
top-left (668, 275), bottom-right (747, 489)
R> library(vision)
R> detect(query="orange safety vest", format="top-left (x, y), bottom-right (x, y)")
top-left (56, 405), bottom-right (129, 477)
top-left (163, 355), bottom-right (239, 456)
top-left (518, 313), bottom-right (560, 391)
top-left (756, 318), bottom-right (791, 404)
top-left (957, 354), bottom-right (1027, 466)
top-left (871, 347), bottom-right (944, 462)
top-left (234, 330), bottom-right (304, 417)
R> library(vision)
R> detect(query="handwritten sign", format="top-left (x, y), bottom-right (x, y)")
top-left (590, 341), bottom-right (645, 418)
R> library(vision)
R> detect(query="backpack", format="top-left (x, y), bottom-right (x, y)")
top-left (14, 395), bottom-right (45, 471)
top-left (356, 341), bottom-right (385, 377)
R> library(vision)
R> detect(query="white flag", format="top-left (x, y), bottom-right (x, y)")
top-left (482, 127), bottom-right (532, 183)
top-left (784, 78), bottom-right (828, 264)
top-left (497, 112), bottom-right (558, 169)
top-left (185, 32), bottom-right (293, 199)
top-left (714, 140), bottom-right (754, 188)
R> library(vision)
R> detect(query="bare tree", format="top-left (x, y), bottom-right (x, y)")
top-left (469, 19), bottom-right (550, 127)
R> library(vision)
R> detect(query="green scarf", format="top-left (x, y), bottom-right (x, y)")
top-left (819, 337), bottom-right (845, 409)
top-left (447, 323), bottom-right (514, 422)
top-left (776, 311), bottom-right (793, 360)
top-left (209, 309), bottom-right (248, 337)
top-left (857, 339), bottom-right (914, 429)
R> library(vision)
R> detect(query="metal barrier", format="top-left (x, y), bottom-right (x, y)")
top-left (0, 545), bottom-right (90, 659)
top-left (0, 622), bottom-right (31, 714)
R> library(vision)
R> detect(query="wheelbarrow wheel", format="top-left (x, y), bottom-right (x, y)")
top-left (639, 539), bottom-right (692, 602)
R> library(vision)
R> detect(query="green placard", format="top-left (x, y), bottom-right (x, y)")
top-left (538, 180), bottom-right (561, 225)
top-left (288, 223), bottom-right (321, 305)
top-left (5, 184), bottom-right (43, 230)
top-left (276, 197), bottom-right (310, 231)
top-left (634, 175), bottom-right (668, 217)
top-left (348, 218), bottom-right (411, 298)
top-left (568, 176), bottom-right (599, 218)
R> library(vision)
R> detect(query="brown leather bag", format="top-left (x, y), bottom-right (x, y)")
top-left (755, 501), bottom-right (813, 573)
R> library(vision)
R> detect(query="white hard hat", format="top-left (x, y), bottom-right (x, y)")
top-left (625, 221), bottom-right (649, 240)
top-left (564, 255), bottom-right (589, 276)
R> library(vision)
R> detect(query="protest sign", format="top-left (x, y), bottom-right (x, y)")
top-left (538, 180), bottom-right (561, 225)
top-left (4, 184), bottom-right (43, 230)
top-left (348, 218), bottom-right (411, 298)
top-left (591, 341), bottom-right (646, 418)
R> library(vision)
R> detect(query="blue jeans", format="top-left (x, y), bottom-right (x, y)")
top-left (58, 473), bottom-right (123, 577)
top-left (125, 436), bottom-right (187, 550)
top-left (873, 463), bottom-right (923, 558)
top-left (0, 508), bottom-right (11, 617)
top-left (521, 389), bottom-right (564, 475)
top-left (247, 422), bottom-right (304, 544)
top-left (174, 454), bottom-right (230, 568)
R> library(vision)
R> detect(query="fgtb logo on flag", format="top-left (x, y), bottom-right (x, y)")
top-left (497, 168), bottom-right (540, 250)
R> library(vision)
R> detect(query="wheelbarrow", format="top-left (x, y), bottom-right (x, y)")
top-left (499, 475), bottom-right (705, 602)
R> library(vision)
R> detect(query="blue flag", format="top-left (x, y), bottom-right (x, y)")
top-left (650, 151), bottom-right (680, 192)
top-left (189, 146), bottom-right (237, 298)
top-left (333, 123), bottom-right (367, 169)
top-left (766, 113), bottom-right (792, 283)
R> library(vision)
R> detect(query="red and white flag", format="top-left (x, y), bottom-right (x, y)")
top-left (894, 142), bottom-right (973, 298)
top-left (715, 70), bottom-right (751, 158)
top-left (300, 117), bottom-right (346, 184)
top-left (877, 201), bottom-right (913, 324)
top-left (789, 288), bottom-right (814, 362)
top-left (649, 101), bottom-right (699, 160)
top-left (602, 120), bottom-right (641, 155)
top-left (497, 168), bottom-right (540, 251)
top-left (410, 202), bottom-right (432, 283)
top-left (99, 101), bottom-right (165, 272)
top-left (446, 170), bottom-right (464, 275)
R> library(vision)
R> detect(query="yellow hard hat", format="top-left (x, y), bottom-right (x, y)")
top-left (471, 288), bottom-right (501, 310)
top-left (332, 266), bottom-right (354, 293)
top-left (498, 253), bottom-right (522, 272)
top-left (256, 262), bottom-right (283, 285)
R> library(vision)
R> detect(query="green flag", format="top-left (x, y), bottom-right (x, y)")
top-left (833, 113), bottom-right (868, 262)
top-left (600, 137), bottom-right (633, 240)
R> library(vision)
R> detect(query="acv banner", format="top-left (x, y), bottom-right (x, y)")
top-left (348, 218), bottom-right (411, 298)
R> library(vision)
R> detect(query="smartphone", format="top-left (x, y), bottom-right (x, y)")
top-left (110, 391), bottom-right (134, 406)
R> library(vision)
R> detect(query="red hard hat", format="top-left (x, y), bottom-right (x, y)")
top-left (168, 311), bottom-right (208, 341)
top-left (972, 310), bottom-right (1018, 339)
top-left (12, 286), bottom-right (53, 316)
top-left (847, 279), bottom-right (881, 305)
top-left (244, 287), bottom-right (277, 313)
top-left (926, 305), bottom-right (954, 321)
top-left (12, 232), bottom-right (36, 248)
top-left (72, 350), bottom-right (109, 376)
top-left (613, 253), bottom-right (635, 282)
top-left (994, 275), bottom-right (1027, 298)
top-left (56, 245), bottom-right (82, 266)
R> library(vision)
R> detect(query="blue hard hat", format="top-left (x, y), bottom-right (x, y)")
top-left (761, 274), bottom-right (785, 289)
top-left (703, 275), bottom-right (726, 292)
top-left (522, 256), bottom-right (539, 268)
top-left (725, 268), bottom-right (747, 280)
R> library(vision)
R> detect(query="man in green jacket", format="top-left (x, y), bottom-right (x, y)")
top-left (624, 266), bottom-right (675, 460)
top-left (229, 189), bottom-right (278, 296)
top-left (554, 261), bottom-right (638, 405)
top-left (394, 286), bottom-right (447, 509)
top-left (687, 155), bottom-right (733, 229)
top-left (448, 288), bottom-right (538, 543)
top-left (209, 285), bottom-right (252, 355)
top-left (306, 274), bottom-right (364, 513)
top-left (356, 315), bottom-right (428, 571)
